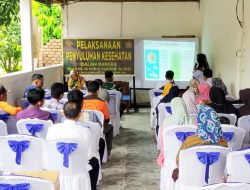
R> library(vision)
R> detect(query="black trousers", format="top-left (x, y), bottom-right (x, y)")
top-left (103, 123), bottom-right (113, 156)
top-left (89, 157), bottom-right (99, 190)
top-left (99, 138), bottom-right (105, 162)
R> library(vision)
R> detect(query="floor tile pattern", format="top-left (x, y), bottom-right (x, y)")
top-left (98, 108), bottom-right (160, 190)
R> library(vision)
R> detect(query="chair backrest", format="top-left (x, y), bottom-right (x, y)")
top-left (178, 146), bottom-right (230, 187)
top-left (227, 149), bottom-right (250, 183)
top-left (163, 125), bottom-right (197, 162)
top-left (0, 135), bottom-right (44, 172)
top-left (108, 90), bottom-right (122, 112)
top-left (149, 89), bottom-right (163, 106)
top-left (17, 98), bottom-right (30, 110)
top-left (44, 138), bottom-right (89, 176)
top-left (81, 121), bottom-right (102, 155)
top-left (158, 103), bottom-right (172, 127)
top-left (16, 119), bottom-right (53, 139)
top-left (108, 95), bottom-right (117, 115)
top-left (82, 110), bottom-right (104, 128)
top-left (217, 113), bottom-right (237, 125)
top-left (238, 115), bottom-right (250, 145)
top-left (221, 124), bottom-right (245, 151)
top-left (41, 108), bottom-right (64, 124)
top-left (201, 182), bottom-right (250, 190)
top-left (0, 120), bottom-right (8, 136)
top-left (0, 110), bottom-right (18, 134)
top-left (0, 175), bottom-right (54, 190)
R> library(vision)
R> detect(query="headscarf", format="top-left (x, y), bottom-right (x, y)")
top-left (160, 85), bottom-right (179, 103)
top-left (196, 104), bottom-right (223, 144)
top-left (182, 79), bottom-right (199, 114)
top-left (212, 78), bottom-right (228, 95)
top-left (209, 87), bottom-right (239, 117)
top-left (195, 83), bottom-right (211, 104)
top-left (163, 97), bottom-right (194, 128)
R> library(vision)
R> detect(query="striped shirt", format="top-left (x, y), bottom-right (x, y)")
top-left (176, 135), bottom-right (228, 165)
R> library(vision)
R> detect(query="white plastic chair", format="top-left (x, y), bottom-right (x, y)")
top-left (41, 108), bottom-right (64, 124)
top-left (238, 115), bottom-right (250, 146)
top-left (80, 110), bottom-right (108, 163)
top-left (175, 146), bottom-right (230, 190)
top-left (17, 98), bottom-right (30, 110)
top-left (160, 125), bottom-right (197, 190)
top-left (221, 124), bottom-right (245, 151)
top-left (149, 89), bottom-right (163, 129)
top-left (217, 113), bottom-right (237, 125)
top-left (151, 95), bottom-right (164, 130)
top-left (227, 148), bottom-right (250, 183)
top-left (81, 121), bottom-right (102, 182)
top-left (16, 119), bottom-right (53, 139)
top-left (201, 182), bottom-right (250, 190)
top-left (0, 110), bottom-right (18, 134)
top-left (44, 138), bottom-right (91, 190)
top-left (108, 90), bottom-right (122, 136)
top-left (0, 175), bottom-right (55, 190)
top-left (0, 135), bottom-right (44, 172)
top-left (0, 120), bottom-right (8, 136)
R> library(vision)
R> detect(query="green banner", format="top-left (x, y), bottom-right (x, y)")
top-left (63, 39), bottom-right (134, 75)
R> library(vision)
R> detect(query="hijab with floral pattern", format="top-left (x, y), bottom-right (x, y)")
top-left (196, 104), bottom-right (223, 144)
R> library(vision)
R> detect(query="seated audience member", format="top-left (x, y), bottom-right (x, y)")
top-left (193, 53), bottom-right (209, 84)
top-left (160, 70), bottom-right (175, 96)
top-left (157, 97), bottom-right (194, 167)
top-left (0, 84), bottom-right (22, 115)
top-left (67, 89), bottom-right (106, 161)
top-left (47, 101), bottom-right (99, 190)
top-left (182, 79), bottom-right (199, 114)
top-left (209, 87), bottom-right (239, 117)
top-left (195, 83), bottom-right (211, 104)
top-left (172, 104), bottom-right (227, 181)
top-left (43, 82), bottom-right (64, 110)
top-left (103, 70), bottom-right (119, 90)
top-left (155, 86), bottom-right (180, 135)
top-left (23, 73), bottom-right (44, 98)
top-left (68, 70), bottom-right (86, 91)
top-left (17, 88), bottom-right (54, 122)
top-left (95, 79), bottom-right (110, 103)
top-left (83, 81), bottom-right (113, 156)
top-left (238, 88), bottom-right (250, 117)
top-left (203, 69), bottom-right (228, 95)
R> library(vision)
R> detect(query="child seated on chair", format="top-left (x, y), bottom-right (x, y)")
top-left (43, 83), bottom-right (64, 110)
top-left (160, 70), bottom-right (175, 96)
top-left (17, 88), bottom-right (54, 122)
top-left (23, 74), bottom-right (44, 98)
top-left (0, 84), bottom-right (22, 115)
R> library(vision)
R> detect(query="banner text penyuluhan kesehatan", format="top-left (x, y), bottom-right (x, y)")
top-left (63, 39), bottom-right (134, 75)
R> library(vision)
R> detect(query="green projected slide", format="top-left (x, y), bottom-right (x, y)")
top-left (144, 40), bottom-right (196, 81)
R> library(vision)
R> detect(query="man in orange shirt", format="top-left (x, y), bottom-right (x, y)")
top-left (0, 84), bottom-right (22, 115)
top-left (82, 81), bottom-right (113, 156)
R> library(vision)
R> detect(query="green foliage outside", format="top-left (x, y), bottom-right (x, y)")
top-left (0, 0), bottom-right (62, 74)
top-left (32, 1), bottom-right (62, 44)
top-left (0, 0), bottom-right (21, 74)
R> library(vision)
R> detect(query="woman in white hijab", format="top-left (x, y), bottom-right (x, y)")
top-left (182, 79), bottom-right (199, 115)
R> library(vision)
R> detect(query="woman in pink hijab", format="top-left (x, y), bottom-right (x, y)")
top-left (195, 83), bottom-right (211, 104)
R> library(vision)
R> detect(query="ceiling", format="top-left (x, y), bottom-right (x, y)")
top-left (37, 0), bottom-right (199, 6)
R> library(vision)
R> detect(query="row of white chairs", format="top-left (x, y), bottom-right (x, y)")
top-left (160, 125), bottom-right (246, 190)
top-left (0, 134), bottom-right (92, 190)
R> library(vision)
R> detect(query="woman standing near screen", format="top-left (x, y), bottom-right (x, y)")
top-left (193, 53), bottom-right (210, 83)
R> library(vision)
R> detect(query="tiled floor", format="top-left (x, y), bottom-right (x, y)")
top-left (98, 108), bottom-right (160, 190)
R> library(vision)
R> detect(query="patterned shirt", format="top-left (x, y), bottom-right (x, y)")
top-left (43, 98), bottom-right (64, 110)
top-left (103, 81), bottom-right (119, 91)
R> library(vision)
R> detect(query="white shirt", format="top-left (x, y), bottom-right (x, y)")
top-left (205, 77), bottom-right (212, 86)
top-left (46, 119), bottom-right (94, 160)
top-left (43, 98), bottom-right (64, 110)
